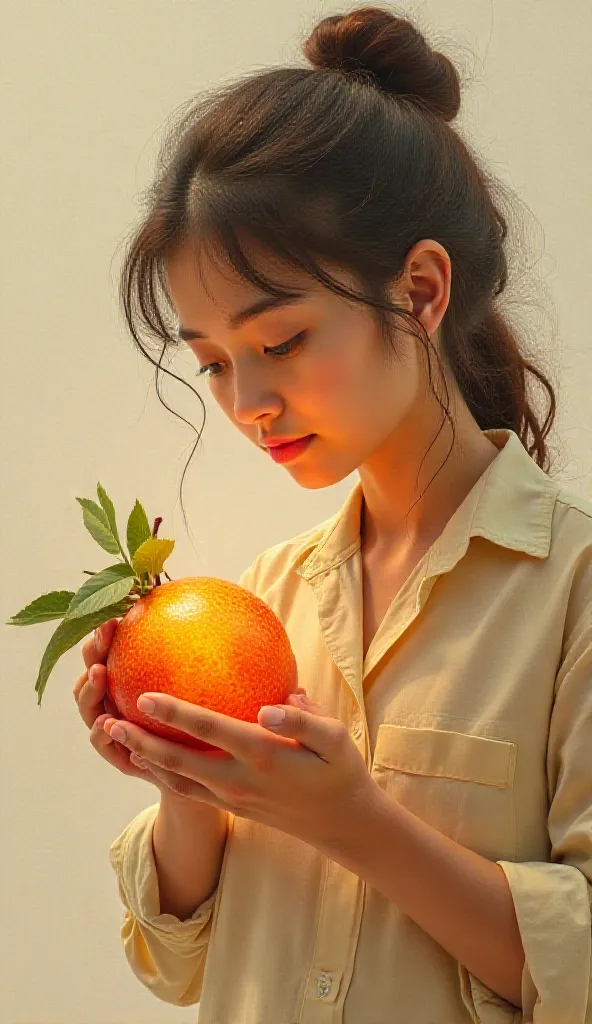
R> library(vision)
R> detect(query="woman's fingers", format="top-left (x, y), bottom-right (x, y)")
top-left (74, 664), bottom-right (108, 729)
top-left (89, 712), bottom-right (158, 779)
top-left (75, 618), bottom-right (121, 727)
top-left (80, 618), bottom-right (120, 671)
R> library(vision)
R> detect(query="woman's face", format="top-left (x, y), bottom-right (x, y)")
top-left (165, 241), bottom-right (443, 491)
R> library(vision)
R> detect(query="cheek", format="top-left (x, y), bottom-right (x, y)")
top-left (303, 348), bottom-right (359, 408)
top-left (310, 348), bottom-right (386, 423)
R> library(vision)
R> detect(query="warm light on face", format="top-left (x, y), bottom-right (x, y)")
top-left (165, 244), bottom-right (443, 492)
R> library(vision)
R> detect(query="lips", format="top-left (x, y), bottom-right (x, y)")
top-left (266, 434), bottom-right (316, 463)
top-left (263, 436), bottom-right (308, 448)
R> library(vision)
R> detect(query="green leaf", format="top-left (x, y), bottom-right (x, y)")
top-left (126, 500), bottom-right (152, 560)
top-left (35, 601), bottom-right (132, 705)
top-left (132, 537), bottom-right (175, 577)
top-left (65, 563), bottom-right (136, 620)
top-left (76, 497), bottom-right (121, 557)
top-left (6, 590), bottom-right (76, 626)
top-left (97, 483), bottom-right (129, 564)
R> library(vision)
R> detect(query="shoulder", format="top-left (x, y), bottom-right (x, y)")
top-left (551, 484), bottom-right (592, 556)
top-left (555, 484), bottom-right (592, 524)
top-left (550, 485), bottom-right (592, 645)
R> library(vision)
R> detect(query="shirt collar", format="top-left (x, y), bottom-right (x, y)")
top-left (295, 429), bottom-right (560, 582)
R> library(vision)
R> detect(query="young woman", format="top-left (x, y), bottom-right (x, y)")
top-left (73, 7), bottom-right (592, 1022)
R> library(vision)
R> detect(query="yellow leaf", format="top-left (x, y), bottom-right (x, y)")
top-left (131, 538), bottom-right (175, 577)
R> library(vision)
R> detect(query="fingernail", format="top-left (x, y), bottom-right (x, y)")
top-left (260, 706), bottom-right (285, 727)
top-left (88, 665), bottom-right (98, 686)
top-left (94, 629), bottom-right (103, 652)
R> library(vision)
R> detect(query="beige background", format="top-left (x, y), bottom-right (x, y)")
top-left (2, 1), bottom-right (591, 1021)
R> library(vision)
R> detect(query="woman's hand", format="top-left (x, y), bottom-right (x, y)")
top-left (101, 690), bottom-right (374, 853)
top-left (74, 619), bottom-right (167, 790)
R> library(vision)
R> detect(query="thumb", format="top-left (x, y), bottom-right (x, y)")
top-left (258, 701), bottom-right (344, 759)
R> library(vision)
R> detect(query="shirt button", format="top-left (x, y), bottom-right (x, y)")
top-left (316, 972), bottom-right (333, 999)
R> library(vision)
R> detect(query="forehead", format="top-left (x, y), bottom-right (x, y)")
top-left (165, 240), bottom-right (314, 323)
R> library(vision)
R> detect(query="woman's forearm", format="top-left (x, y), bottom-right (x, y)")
top-left (152, 791), bottom-right (230, 920)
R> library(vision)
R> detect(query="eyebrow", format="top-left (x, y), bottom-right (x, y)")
top-left (176, 292), bottom-right (311, 341)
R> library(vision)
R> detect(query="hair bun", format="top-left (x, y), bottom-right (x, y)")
top-left (302, 6), bottom-right (461, 122)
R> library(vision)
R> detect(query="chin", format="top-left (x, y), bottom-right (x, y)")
top-left (287, 462), bottom-right (356, 491)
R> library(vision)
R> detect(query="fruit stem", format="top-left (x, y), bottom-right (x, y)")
top-left (152, 517), bottom-right (162, 587)
top-left (126, 519), bottom-right (167, 598)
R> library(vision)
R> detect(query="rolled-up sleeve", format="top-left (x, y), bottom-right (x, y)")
top-left (108, 803), bottom-right (218, 1006)
top-left (460, 611), bottom-right (592, 1022)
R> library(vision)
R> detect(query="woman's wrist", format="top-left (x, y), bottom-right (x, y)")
top-left (158, 784), bottom-right (228, 822)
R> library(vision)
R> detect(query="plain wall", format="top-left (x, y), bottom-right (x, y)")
top-left (2, 1), bottom-right (591, 1021)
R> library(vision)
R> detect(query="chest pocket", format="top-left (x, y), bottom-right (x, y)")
top-left (371, 722), bottom-right (517, 862)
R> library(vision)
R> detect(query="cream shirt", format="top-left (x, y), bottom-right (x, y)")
top-left (109, 428), bottom-right (592, 1023)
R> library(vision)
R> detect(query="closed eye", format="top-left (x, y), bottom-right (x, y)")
top-left (196, 331), bottom-right (309, 380)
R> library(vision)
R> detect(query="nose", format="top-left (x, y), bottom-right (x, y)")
top-left (232, 367), bottom-right (283, 428)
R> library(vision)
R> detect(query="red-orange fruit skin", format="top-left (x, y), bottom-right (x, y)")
top-left (105, 577), bottom-right (298, 753)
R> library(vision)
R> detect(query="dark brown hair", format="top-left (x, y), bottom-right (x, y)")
top-left (118, 5), bottom-right (559, 536)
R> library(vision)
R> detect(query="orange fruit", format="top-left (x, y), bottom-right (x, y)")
top-left (6, 485), bottom-right (300, 757)
top-left (106, 576), bottom-right (298, 752)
